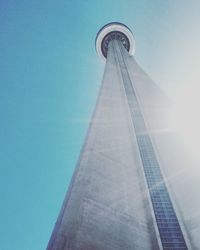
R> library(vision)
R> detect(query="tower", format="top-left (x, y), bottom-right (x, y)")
top-left (47, 23), bottom-right (191, 249)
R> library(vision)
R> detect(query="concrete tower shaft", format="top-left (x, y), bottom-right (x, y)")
top-left (46, 23), bottom-right (193, 250)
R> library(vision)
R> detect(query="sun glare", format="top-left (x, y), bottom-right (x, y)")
top-left (169, 83), bottom-right (200, 161)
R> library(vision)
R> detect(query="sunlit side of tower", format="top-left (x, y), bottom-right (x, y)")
top-left (47, 23), bottom-right (193, 250)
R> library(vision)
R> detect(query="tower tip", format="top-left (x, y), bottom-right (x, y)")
top-left (95, 22), bottom-right (135, 60)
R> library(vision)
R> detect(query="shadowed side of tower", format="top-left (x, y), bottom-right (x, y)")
top-left (47, 23), bottom-right (191, 250)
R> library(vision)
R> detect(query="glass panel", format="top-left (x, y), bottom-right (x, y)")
top-left (115, 41), bottom-right (188, 249)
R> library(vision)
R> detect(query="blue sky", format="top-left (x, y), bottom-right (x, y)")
top-left (1, 1), bottom-right (200, 250)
